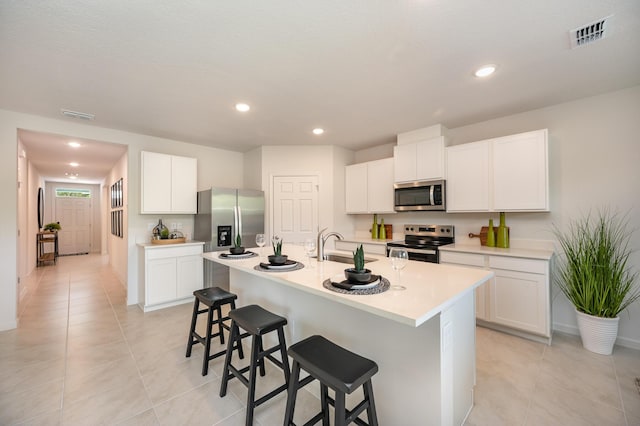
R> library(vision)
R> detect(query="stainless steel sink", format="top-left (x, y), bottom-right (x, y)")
top-left (321, 253), bottom-right (377, 264)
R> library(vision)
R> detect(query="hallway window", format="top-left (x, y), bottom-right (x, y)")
top-left (55, 188), bottom-right (91, 198)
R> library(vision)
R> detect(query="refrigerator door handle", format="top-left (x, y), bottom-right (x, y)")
top-left (237, 206), bottom-right (243, 238)
top-left (233, 206), bottom-right (238, 240)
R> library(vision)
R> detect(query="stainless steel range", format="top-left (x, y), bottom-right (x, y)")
top-left (386, 224), bottom-right (455, 263)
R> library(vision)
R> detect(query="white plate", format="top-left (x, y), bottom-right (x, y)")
top-left (221, 251), bottom-right (255, 258)
top-left (330, 274), bottom-right (380, 290)
top-left (261, 261), bottom-right (298, 270)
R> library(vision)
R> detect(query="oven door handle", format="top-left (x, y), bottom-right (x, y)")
top-left (388, 247), bottom-right (437, 256)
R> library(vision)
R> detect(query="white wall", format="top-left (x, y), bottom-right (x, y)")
top-left (0, 109), bottom-right (246, 329)
top-left (353, 85), bottom-right (640, 347)
top-left (106, 151), bottom-right (128, 286)
top-left (258, 145), bottom-right (355, 244)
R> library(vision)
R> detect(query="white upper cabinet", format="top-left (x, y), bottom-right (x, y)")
top-left (345, 158), bottom-right (395, 214)
top-left (446, 129), bottom-right (549, 212)
top-left (394, 137), bottom-right (446, 183)
top-left (446, 140), bottom-right (490, 212)
top-left (141, 151), bottom-right (197, 214)
top-left (492, 129), bottom-right (548, 211)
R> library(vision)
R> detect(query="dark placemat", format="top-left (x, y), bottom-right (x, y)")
top-left (254, 262), bottom-right (305, 272)
top-left (219, 251), bottom-right (258, 260)
top-left (323, 277), bottom-right (390, 295)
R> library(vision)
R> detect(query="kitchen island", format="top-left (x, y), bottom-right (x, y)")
top-left (204, 245), bottom-right (493, 425)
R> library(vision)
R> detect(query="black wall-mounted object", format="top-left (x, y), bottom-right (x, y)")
top-left (37, 187), bottom-right (44, 230)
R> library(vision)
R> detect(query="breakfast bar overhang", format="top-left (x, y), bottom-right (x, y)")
top-left (204, 246), bottom-right (493, 425)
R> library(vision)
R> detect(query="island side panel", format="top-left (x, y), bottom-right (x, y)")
top-left (230, 268), bottom-right (444, 425)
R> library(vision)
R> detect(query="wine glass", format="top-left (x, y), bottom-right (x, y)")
top-left (303, 238), bottom-right (316, 267)
top-left (255, 234), bottom-right (265, 259)
top-left (389, 248), bottom-right (409, 290)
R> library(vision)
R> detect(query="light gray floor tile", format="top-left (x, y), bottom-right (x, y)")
top-left (6, 254), bottom-right (640, 426)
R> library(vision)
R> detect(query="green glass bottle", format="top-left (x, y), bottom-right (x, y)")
top-left (486, 219), bottom-right (496, 247)
top-left (379, 218), bottom-right (386, 240)
top-left (371, 214), bottom-right (378, 239)
top-left (496, 212), bottom-right (509, 248)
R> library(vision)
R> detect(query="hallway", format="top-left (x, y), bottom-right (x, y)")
top-left (1, 254), bottom-right (639, 425)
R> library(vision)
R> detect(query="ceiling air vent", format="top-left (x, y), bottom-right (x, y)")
top-left (61, 109), bottom-right (95, 120)
top-left (570, 16), bottom-right (612, 49)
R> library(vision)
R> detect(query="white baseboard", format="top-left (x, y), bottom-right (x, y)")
top-left (553, 322), bottom-right (640, 351)
top-left (0, 319), bottom-right (18, 331)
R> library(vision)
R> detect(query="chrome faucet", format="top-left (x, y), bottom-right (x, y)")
top-left (316, 227), bottom-right (344, 262)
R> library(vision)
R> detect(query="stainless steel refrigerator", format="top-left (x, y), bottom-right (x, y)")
top-left (194, 188), bottom-right (265, 289)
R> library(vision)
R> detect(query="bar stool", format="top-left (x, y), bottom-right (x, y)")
top-left (185, 286), bottom-right (243, 376)
top-left (284, 335), bottom-right (379, 426)
top-left (219, 304), bottom-right (290, 425)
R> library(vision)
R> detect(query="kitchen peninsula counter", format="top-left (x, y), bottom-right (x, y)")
top-left (204, 245), bottom-right (493, 425)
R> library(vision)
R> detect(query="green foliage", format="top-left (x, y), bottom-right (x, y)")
top-left (272, 239), bottom-right (282, 256)
top-left (353, 244), bottom-right (365, 271)
top-left (44, 222), bottom-right (61, 231)
top-left (235, 234), bottom-right (242, 248)
top-left (160, 227), bottom-right (170, 239)
top-left (553, 209), bottom-right (640, 318)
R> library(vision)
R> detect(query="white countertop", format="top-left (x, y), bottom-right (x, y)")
top-left (204, 245), bottom-right (493, 327)
top-left (137, 240), bottom-right (205, 249)
top-left (440, 243), bottom-right (554, 260)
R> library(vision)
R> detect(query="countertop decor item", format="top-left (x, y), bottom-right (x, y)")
top-left (345, 244), bottom-right (372, 282)
top-left (553, 209), bottom-right (640, 355)
top-left (468, 226), bottom-right (509, 246)
top-left (230, 234), bottom-right (245, 255)
top-left (486, 219), bottom-right (496, 247)
top-left (379, 218), bottom-right (386, 240)
top-left (151, 237), bottom-right (186, 245)
top-left (268, 235), bottom-right (287, 265)
top-left (496, 212), bottom-right (509, 248)
top-left (152, 219), bottom-right (168, 240)
top-left (371, 214), bottom-right (379, 239)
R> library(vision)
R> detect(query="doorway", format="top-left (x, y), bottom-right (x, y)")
top-left (271, 175), bottom-right (319, 244)
top-left (54, 188), bottom-right (92, 255)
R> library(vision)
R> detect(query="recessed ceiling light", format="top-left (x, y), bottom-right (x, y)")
top-left (312, 128), bottom-right (324, 135)
top-left (69, 162), bottom-right (79, 167)
top-left (474, 65), bottom-right (496, 78)
top-left (68, 141), bottom-right (81, 148)
top-left (235, 103), bottom-right (250, 112)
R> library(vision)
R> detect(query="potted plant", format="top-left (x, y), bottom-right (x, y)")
top-left (230, 234), bottom-right (245, 255)
top-left (268, 236), bottom-right (287, 265)
top-left (553, 209), bottom-right (640, 355)
top-left (43, 222), bottom-right (61, 232)
top-left (344, 244), bottom-right (372, 283)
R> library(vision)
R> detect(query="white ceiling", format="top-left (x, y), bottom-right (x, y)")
top-left (3, 1), bottom-right (640, 182)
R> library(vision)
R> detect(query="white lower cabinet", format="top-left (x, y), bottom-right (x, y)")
top-left (440, 251), bottom-right (551, 342)
top-left (139, 242), bottom-right (204, 312)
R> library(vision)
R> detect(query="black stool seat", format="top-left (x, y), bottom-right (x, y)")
top-left (284, 335), bottom-right (379, 426)
top-left (194, 286), bottom-right (237, 306)
top-left (220, 304), bottom-right (290, 426)
top-left (185, 286), bottom-right (243, 376)
top-left (229, 304), bottom-right (288, 335)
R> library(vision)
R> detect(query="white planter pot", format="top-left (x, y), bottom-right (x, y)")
top-left (575, 310), bottom-right (619, 355)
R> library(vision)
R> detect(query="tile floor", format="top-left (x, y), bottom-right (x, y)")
top-left (1, 254), bottom-right (638, 425)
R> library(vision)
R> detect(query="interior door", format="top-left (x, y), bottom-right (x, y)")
top-left (272, 175), bottom-right (319, 245)
top-left (56, 196), bottom-right (92, 255)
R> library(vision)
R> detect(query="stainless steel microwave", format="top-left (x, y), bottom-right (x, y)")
top-left (394, 179), bottom-right (446, 211)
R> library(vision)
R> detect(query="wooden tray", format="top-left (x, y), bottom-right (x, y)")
top-left (151, 237), bottom-right (186, 245)
top-left (468, 226), bottom-right (509, 246)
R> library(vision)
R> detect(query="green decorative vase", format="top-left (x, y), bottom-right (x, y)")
top-left (486, 219), bottom-right (496, 247)
top-left (379, 218), bottom-right (386, 240)
top-left (496, 212), bottom-right (509, 248)
top-left (371, 214), bottom-right (378, 239)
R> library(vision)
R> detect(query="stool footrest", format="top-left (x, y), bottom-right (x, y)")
top-left (253, 383), bottom-right (288, 407)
